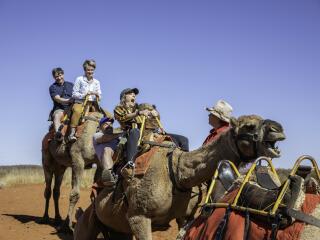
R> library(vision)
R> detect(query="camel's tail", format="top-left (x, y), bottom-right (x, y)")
top-left (75, 207), bottom-right (84, 220)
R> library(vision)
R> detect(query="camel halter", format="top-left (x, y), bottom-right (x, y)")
top-left (234, 120), bottom-right (265, 162)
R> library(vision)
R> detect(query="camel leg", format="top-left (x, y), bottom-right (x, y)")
top-left (128, 215), bottom-right (152, 240)
top-left (53, 166), bottom-right (66, 225)
top-left (62, 158), bottom-right (84, 233)
top-left (40, 162), bottom-right (53, 224)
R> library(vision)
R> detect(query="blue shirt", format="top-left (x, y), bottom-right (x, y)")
top-left (49, 81), bottom-right (74, 111)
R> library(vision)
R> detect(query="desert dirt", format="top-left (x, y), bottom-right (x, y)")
top-left (0, 184), bottom-right (178, 240)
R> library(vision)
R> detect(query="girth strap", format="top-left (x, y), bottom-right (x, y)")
top-left (270, 213), bottom-right (281, 240)
top-left (243, 210), bottom-right (251, 240)
top-left (214, 206), bottom-right (232, 240)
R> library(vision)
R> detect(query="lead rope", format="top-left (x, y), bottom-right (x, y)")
top-left (270, 213), bottom-right (281, 240)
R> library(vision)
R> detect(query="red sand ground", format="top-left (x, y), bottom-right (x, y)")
top-left (0, 184), bottom-right (178, 240)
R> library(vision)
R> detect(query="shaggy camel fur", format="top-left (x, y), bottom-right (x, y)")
top-left (74, 115), bottom-right (286, 240)
top-left (41, 112), bottom-right (103, 231)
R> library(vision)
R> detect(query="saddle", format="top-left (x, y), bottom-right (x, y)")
top-left (216, 164), bottom-right (304, 215)
top-left (42, 112), bottom-right (102, 152)
top-left (113, 133), bottom-right (175, 178)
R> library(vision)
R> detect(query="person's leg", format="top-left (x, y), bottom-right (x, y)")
top-left (167, 133), bottom-right (189, 152)
top-left (53, 109), bottom-right (64, 141)
top-left (53, 109), bottom-right (64, 132)
top-left (126, 128), bottom-right (140, 164)
top-left (101, 147), bottom-right (114, 169)
top-left (100, 147), bottom-right (115, 186)
top-left (69, 103), bottom-right (83, 141)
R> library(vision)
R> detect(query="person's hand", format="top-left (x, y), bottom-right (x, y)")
top-left (139, 109), bottom-right (150, 117)
top-left (150, 110), bottom-right (159, 117)
top-left (68, 98), bottom-right (74, 104)
top-left (87, 91), bottom-right (99, 95)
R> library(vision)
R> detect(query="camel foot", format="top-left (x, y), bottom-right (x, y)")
top-left (57, 221), bottom-right (74, 235)
top-left (53, 216), bottom-right (62, 226)
top-left (38, 215), bottom-right (50, 224)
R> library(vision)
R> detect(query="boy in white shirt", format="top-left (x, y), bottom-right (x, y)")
top-left (69, 59), bottom-right (101, 141)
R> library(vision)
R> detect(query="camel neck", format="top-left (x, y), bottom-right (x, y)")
top-left (175, 130), bottom-right (240, 189)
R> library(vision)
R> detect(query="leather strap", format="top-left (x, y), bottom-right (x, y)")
top-left (286, 208), bottom-right (320, 228)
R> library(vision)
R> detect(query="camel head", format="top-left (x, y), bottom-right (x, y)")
top-left (230, 115), bottom-right (286, 160)
top-left (138, 103), bottom-right (159, 130)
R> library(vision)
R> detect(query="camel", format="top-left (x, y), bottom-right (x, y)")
top-left (180, 157), bottom-right (320, 240)
top-left (74, 114), bottom-right (286, 240)
top-left (41, 111), bottom-right (103, 231)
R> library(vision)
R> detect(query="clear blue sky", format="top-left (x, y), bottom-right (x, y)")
top-left (0, 0), bottom-right (319, 168)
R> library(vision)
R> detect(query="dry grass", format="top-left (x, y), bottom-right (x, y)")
top-left (0, 165), bottom-right (316, 189)
top-left (0, 165), bottom-right (96, 189)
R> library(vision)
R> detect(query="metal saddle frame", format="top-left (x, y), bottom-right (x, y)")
top-left (204, 155), bottom-right (320, 220)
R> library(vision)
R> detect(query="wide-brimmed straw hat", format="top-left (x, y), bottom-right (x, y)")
top-left (206, 100), bottom-right (233, 123)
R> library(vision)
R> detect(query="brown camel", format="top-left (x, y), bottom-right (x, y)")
top-left (74, 114), bottom-right (286, 240)
top-left (41, 112), bottom-right (103, 231)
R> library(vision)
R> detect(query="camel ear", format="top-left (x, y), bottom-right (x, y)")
top-left (230, 117), bottom-right (238, 129)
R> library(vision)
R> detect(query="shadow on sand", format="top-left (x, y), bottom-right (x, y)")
top-left (3, 214), bottom-right (73, 240)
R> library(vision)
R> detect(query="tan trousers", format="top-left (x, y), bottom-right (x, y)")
top-left (70, 103), bottom-right (83, 127)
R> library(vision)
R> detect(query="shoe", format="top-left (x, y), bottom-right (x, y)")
top-left (101, 169), bottom-right (115, 187)
top-left (68, 127), bottom-right (77, 143)
top-left (68, 135), bottom-right (77, 143)
top-left (128, 161), bottom-right (135, 168)
top-left (54, 132), bottom-right (63, 142)
top-left (68, 134), bottom-right (77, 143)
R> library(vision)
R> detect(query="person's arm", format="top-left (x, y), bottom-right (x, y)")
top-left (95, 80), bottom-right (102, 99)
top-left (95, 133), bottom-right (122, 144)
top-left (72, 77), bottom-right (87, 99)
top-left (49, 85), bottom-right (69, 104)
top-left (87, 80), bottom-right (101, 101)
top-left (114, 106), bottom-right (139, 123)
top-left (53, 95), bottom-right (72, 104)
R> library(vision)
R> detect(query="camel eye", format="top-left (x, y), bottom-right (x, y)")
top-left (269, 126), bottom-right (279, 132)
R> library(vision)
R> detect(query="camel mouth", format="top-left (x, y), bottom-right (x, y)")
top-left (263, 133), bottom-right (285, 158)
top-left (264, 141), bottom-right (281, 157)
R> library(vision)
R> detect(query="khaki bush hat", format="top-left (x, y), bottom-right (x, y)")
top-left (206, 100), bottom-right (233, 123)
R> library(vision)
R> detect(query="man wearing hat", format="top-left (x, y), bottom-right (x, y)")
top-left (203, 100), bottom-right (233, 145)
top-left (93, 116), bottom-right (122, 185)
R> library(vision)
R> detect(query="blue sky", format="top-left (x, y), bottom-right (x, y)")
top-left (0, 0), bottom-right (319, 168)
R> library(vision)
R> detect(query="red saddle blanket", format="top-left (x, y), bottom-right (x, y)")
top-left (183, 192), bottom-right (320, 240)
top-left (134, 135), bottom-right (172, 176)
